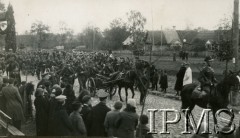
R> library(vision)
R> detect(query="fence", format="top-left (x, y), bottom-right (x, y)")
top-left (0, 110), bottom-right (24, 136)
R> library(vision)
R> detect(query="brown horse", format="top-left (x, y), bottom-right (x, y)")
top-left (181, 71), bottom-right (240, 125)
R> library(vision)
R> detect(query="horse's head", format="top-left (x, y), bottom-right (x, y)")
top-left (223, 70), bottom-right (240, 87)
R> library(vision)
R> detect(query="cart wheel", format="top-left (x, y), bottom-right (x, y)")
top-left (107, 86), bottom-right (117, 100)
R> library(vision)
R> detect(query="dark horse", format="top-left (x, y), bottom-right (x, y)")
top-left (116, 70), bottom-right (148, 104)
top-left (181, 71), bottom-right (240, 125)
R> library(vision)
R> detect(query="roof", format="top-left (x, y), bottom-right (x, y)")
top-left (163, 29), bottom-right (181, 44)
top-left (122, 35), bottom-right (133, 46)
top-left (145, 31), bottom-right (167, 45)
top-left (195, 31), bottom-right (217, 41)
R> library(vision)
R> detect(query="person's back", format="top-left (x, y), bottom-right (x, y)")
top-left (2, 79), bottom-right (24, 130)
top-left (115, 99), bottom-right (139, 138)
top-left (136, 115), bottom-right (153, 138)
top-left (69, 101), bottom-right (87, 136)
top-left (104, 101), bottom-right (122, 137)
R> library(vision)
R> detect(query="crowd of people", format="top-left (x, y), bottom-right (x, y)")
top-left (0, 49), bottom-right (222, 137)
top-left (0, 50), bottom-right (156, 137)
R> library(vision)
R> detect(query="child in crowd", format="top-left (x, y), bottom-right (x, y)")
top-left (136, 114), bottom-right (153, 138)
top-left (159, 69), bottom-right (168, 93)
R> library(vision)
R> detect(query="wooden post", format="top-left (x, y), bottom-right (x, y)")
top-left (231, 0), bottom-right (240, 106)
top-left (233, 0), bottom-right (239, 72)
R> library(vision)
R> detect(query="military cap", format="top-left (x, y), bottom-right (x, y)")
top-left (55, 95), bottom-right (67, 102)
top-left (97, 89), bottom-right (109, 98)
top-left (204, 56), bottom-right (214, 62)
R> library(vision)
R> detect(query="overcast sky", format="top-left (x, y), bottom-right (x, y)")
top-left (1, 0), bottom-right (235, 34)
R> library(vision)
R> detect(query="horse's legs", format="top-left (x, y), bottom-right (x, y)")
top-left (125, 87), bottom-right (128, 103)
top-left (212, 108), bottom-right (217, 127)
top-left (118, 86), bottom-right (123, 102)
top-left (130, 86), bottom-right (135, 99)
top-left (109, 86), bottom-right (113, 100)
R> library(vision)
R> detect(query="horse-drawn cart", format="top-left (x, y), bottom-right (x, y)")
top-left (86, 73), bottom-right (123, 98)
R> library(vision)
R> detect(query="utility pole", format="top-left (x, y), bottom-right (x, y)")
top-left (92, 26), bottom-right (95, 50)
top-left (161, 25), bottom-right (163, 56)
top-left (233, 0), bottom-right (239, 71)
top-left (149, 4), bottom-right (154, 63)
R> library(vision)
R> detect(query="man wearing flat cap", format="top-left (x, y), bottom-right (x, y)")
top-left (87, 89), bottom-right (111, 137)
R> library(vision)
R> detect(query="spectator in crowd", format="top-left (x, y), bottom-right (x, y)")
top-left (37, 73), bottom-right (51, 88)
top-left (115, 98), bottom-right (139, 138)
top-left (104, 101), bottom-right (123, 137)
top-left (18, 81), bottom-right (27, 108)
top-left (78, 89), bottom-right (90, 103)
top-left (174, 63), bottom-right (187, 96)
top-left (136, 114), bottom-right (153, 138)
top-left (69, 101), bottom-right (87, 136)
top-left (159, 69), bottom-right (168, 93)
top-left (2, 78), bottom-right (25, 130)
top-left (185, 51), bottom-right (189, 61)
top-left (52, 95), bottom-right (73, 136)
top-left (0, 77), bottom-right (7, 112)
top-left (34, 88), bottom-right (49, 136)
top-left (87, 89), bottom-right (111, 137)
top-left (80, 95), bottom-right (92, 131)
top-left (183, 62), bottom-right (192, 86)
top-left (63, 84), bottom-right (76, 115)
top-left (47, 86), bottom-right (62, 135)
top-left (0, 70), bottom-right (3, 85)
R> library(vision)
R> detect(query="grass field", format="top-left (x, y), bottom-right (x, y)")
top-left (115, 53), bottom-right (239, 78)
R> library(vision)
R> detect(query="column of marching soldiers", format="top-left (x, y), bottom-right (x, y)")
top-left (0, 50), bottom-right (155, 138)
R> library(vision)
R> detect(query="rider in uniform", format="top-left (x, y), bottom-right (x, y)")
top-left (59, 63), bottom-right (75, 87)
top-left (198, 56), bottom-right (217, 108)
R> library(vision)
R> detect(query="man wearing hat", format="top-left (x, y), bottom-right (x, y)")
top-left (87, 89), bottom-right (111, 137)
top-left (198, 56), bottom-right (217, 108)
top-left (80, 95), bottom-right (92, 126)
top-left (52, 95), bottom-right (74, 136)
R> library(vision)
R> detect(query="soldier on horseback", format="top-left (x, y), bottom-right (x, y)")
top-left (59, 63), bottom-right (75, 88)
top-left (198, 56), bottom-right (217, 108)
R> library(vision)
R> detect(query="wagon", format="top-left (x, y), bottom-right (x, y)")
top-left (86, 73), bottom-right (123, 98)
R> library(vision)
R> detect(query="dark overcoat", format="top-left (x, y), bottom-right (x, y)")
top-left (52, 105), bottom-right (73, 136)
top-left (174, 66), bottom-right (186, 91)
top-left (115, 110), bottom-right (139, 138)
top-left (87, 102), bottom-right (111, 137)
top-left (160, 74), bottom-right (168, 89)
top-left (69, 111), bottom-right (87, 136)
top-left (80, 104), bottom-right (92, 127)
top-left (2, 84), bottom-right (25, 122)
top-left (34, 96), bottom-right (49, 136)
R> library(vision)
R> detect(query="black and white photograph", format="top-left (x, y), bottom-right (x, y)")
top-left (0, 0), bottom-right (240, 137)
